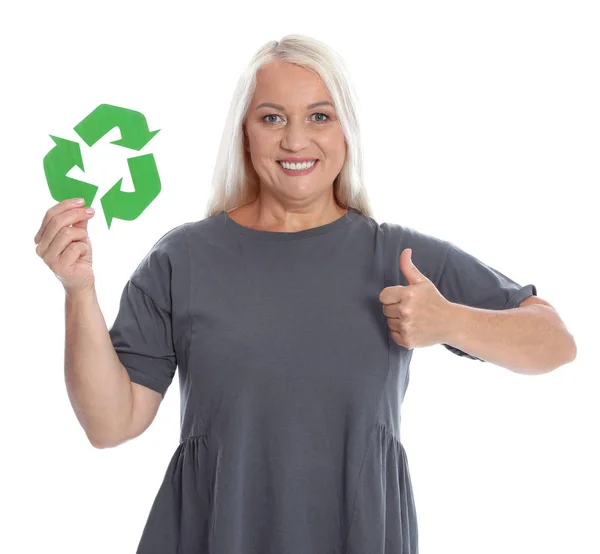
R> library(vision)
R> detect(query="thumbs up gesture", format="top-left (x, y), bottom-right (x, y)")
top-left (379, 248), bottom-right (452, 350)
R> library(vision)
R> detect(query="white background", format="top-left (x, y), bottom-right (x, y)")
top-left (2, 1), bottom-right (597, 553)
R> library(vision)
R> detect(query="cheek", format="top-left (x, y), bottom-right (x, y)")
top-left (249, 132), bottom-right (277, 156)
top-left (322, 130), bottom-right (347, 154)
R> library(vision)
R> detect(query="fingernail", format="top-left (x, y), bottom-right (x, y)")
top-left (85, 208), bottom-right (94, 214)
top-left (74, 198), bottom-right (84, 204)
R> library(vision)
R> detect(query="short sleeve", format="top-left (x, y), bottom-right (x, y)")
top-left (435, 241), bottom-right (538, 361)
top-left (108, 226), bottom-right (186, 397)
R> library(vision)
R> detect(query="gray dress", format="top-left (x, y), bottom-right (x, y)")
top-left (108, 207), bottom-right (536, 553)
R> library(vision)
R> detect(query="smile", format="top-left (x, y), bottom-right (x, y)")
top-left (277, 160), bottom-right (318, 175)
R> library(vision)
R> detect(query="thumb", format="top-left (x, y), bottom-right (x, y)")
top-left (399, 248), bottom-right (429, 285)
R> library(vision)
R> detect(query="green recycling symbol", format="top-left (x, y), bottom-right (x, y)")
top-left (42, 103), bottom-right (161, 229)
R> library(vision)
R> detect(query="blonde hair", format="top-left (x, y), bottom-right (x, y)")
top-left (204, 33), bottom-right (374, 218)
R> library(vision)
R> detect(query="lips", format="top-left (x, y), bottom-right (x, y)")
top-left (277, 159), bottom-right (319, 175)
top-left (277, 160), bottom-right (318, 167)
top-left (277, 158), bottom-right (318, 163)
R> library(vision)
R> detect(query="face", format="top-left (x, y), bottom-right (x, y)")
top-left (243, 60), bottom-right (347, 204)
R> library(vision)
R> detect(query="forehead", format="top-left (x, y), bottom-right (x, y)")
top-left (251, 61), bottom-right (332, 108)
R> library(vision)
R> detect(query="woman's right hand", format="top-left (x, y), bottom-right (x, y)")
top-left (35, 198), bottom-right (97, 295)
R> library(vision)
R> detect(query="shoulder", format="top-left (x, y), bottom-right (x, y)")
top-left (372, 219), bottom-right (450, 286)
top-left (379, 220), bottom-right (449, 258)
top-left (139, 222), bottom-right (190, 262)
top-left (129, 222), bottom-right (190, 289)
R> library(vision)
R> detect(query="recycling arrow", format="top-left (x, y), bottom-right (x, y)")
top-left (42, 103), bottom-right (162, 229)
top-left (100, 154), bottom-right (161, 228)
top-left (74, 104), bottom-right (160, 151)
top-left (43, 135), bottom-right (99, 208)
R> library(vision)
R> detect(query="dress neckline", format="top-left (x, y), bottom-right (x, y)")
top-left (222, 207), bottom-right (360, 242)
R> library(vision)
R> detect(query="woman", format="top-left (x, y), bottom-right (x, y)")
top-left (35, 34), bottom-right (570, 554)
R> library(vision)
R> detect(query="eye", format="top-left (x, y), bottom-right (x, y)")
top-left (261, 113), bottom-right (331, 124)
top-left (311, 113), bottom-right (330, 123)
top-left (263, 114), bottom-right (282, 124)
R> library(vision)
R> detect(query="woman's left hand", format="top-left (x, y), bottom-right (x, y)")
top-left (379, 248), bottom-right (453, 350)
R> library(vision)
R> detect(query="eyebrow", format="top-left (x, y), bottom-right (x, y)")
top-left (255, 101), bottom-right (335, 111)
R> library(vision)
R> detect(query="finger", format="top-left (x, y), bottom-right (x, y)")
top-left (35, 206), bottom-right (93, 258)
top-left (386, 317), bottom-right (401, 333)
top-left (382, 303), bottom-right (402, 318)
top-left (42, 226), bottom-right (88, 266)
top-left (379, 285), bottom-right (407, 305)
top-left (34, 198), bottom-right (85, 245)
top-left (72, 217), bottom-right (89, 231)
top-left (58, 241), bottom-right (88, 270)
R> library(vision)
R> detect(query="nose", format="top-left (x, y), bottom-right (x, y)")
top-left (280, 120), bottom-right (312, 151)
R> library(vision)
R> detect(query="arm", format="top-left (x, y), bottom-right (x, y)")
top-left (442, 297), bottom-right (577, 375)
top-left (64, 285), bottom-right (139, 448)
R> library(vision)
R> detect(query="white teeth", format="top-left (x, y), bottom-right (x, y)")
top-left (279, 160), bottom-right (316, 170)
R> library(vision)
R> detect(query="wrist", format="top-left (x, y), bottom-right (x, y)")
top-left (442, 300), bottom-right (467, 347)
top-left (65, 284), bottom-right (97, 303)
